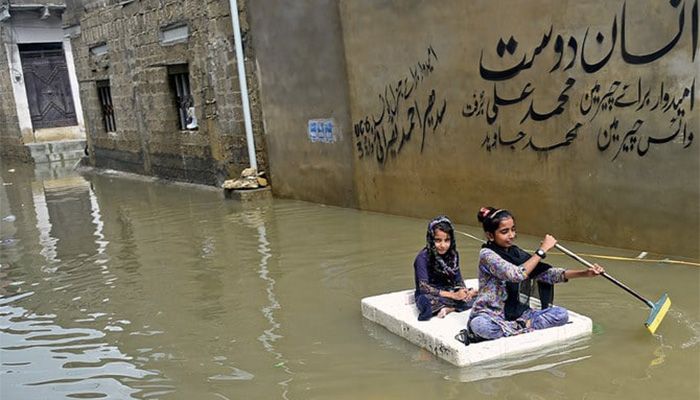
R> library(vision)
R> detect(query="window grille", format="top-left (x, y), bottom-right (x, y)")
top-left (168, 64), bottom-right (196, 130)
top-left (96, 80), bottom-right (116, 132)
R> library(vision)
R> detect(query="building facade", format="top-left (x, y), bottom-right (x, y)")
top-left (0, 0), bottom-right (86, 163)
top-left (62, 0), bottom-right (266, 184)
top-left (8, 0), bottom-right (697, 257)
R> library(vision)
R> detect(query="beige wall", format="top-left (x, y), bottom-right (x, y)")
top-left (338, 0), bottom-right (699, 257)
top-left (247, 0), bottom-right (357, 207)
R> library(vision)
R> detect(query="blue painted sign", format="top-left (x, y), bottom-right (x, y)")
top-left (308, 119), bottom-right (335, 143)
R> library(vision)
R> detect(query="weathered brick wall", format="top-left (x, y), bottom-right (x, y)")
top-left (68, 0), bottom-right (267, 185)
top-left (62, 0), bottom-right (85, 27)
top-left (0, 25), bottom-right (31, 162)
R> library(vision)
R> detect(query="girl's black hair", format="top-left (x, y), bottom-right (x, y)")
top-left (476, 206), bottom-right (514, 233)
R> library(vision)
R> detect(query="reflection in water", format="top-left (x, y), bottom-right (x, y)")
top-left (445, 339), bottom-right (592, 383)
top-left (88, 184), bottom-right (109, 257)
top-left (648, 339), bottom-right (670, 367)
top-left (362, 317), bottom-right (592, 383)
top-left (33, 184), bottom-right (59, 268)
top-left (0, 164), bottom-right (168, 399)
top-left (0, 292), bottom-right (156, 399)
top-left (237, 209), bottom-right (294, 399)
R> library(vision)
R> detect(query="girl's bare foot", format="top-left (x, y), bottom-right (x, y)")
top-left (437, 307), bottom-right (455, 318)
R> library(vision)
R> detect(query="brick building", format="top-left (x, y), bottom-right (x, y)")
top-left (62, 0), bottom-right (266, 185)
top-left (0, 0), bottom-right (86, 163)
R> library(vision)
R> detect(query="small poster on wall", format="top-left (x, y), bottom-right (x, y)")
top-left (308, 119), bottom-right (336, 143)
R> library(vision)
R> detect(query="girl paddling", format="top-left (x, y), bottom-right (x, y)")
top-left (467, 207), bottom-right (605, 340)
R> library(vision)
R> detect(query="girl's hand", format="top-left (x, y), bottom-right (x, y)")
top-left (565, 264), bottom-right (606, 280)
top-left (441, 290), bottom-right (459, 300)
top-left (452, 288), bottom-right (468, 301)
top-left (540, 234), bottom-right (557, 252)
top-left (457, 288), bottom-right (478, 301)
top-left (587, 263), bottom-right (605, 277)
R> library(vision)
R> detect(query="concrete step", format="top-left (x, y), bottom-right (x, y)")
top-left (26, 139), bottom-right (86, 164)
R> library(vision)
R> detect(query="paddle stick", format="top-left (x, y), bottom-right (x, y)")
top-left (555, 243), bottom-right (670, 334)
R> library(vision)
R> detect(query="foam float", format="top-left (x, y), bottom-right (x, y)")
top-left (361, 279), bottom-right (593, 367)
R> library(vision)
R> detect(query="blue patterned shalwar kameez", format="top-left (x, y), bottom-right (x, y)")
top-left (468, 248), bottom-right (570, 340)
top-left (413, 249), bottom-right (474, 320)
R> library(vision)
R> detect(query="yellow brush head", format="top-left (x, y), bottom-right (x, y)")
top-left (645, 294), bottom-right (671, 335)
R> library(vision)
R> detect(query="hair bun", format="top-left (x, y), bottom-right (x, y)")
top-left (477, 206), bottom-right (493, 223)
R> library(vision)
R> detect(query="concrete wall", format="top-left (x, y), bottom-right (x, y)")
top-left (246, 0), bottom-right (356, 207)
top-left (67, 0), bottom-right (267, 185)
top-left (336, 0), bottom-right (698, 257)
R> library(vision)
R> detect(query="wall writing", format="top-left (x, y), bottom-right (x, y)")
top-left (353, 46), bottom-right (447, 165)
top-left (463, 0), bottom-right (697, 160)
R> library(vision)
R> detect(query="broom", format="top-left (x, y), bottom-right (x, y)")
top-left (555, 243), bottom-right (671, 334)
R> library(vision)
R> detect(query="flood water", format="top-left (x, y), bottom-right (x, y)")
top-left (0, 160), bottom-right (698, 400)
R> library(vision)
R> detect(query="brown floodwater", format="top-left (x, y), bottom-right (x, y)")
top-left (0, 160), bottom-right (698, 399)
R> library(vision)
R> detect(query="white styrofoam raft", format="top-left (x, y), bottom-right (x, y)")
top-left (361, 279), bottom-right (593, 367)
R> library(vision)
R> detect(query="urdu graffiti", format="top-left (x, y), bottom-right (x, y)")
top-left (464, 0), bottom-right (698, 160)
top-left (354, 46), bottom-right (447, 165)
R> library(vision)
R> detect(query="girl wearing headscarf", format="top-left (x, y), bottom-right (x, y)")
top-left (414, 216), bottom-right (477, 321)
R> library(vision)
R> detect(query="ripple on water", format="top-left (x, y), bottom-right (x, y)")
top-left (671, 309), bottom-right (700, 349)
top-left (208, 366), bottom-right (255, 381)
top-left (1, 297), bottom-right (160, 399)
top-left (66, 393), bottom-right (108, 399)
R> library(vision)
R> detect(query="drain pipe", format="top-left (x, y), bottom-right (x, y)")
top-left (228, 0), bottom-right (257, 171)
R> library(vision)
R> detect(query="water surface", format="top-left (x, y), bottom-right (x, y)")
top-left (0, 161), bottom-right (698, 399)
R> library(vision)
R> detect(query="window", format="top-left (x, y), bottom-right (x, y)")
top-left (17, 42), bottom-right (63, 57)
top-left (168, 64), bottom-right (197, 130)
top-left (89, 43), bottom-right (108, 57)
top-left (96, 80), bottom-right (116, 132)
top-left (160, 23), bottom-right (189, 45)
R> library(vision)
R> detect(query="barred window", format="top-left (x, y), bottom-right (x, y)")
top-left (96, 80), bottom-right (116, 132)
top-left (168, 64), bottom-right (196, 130)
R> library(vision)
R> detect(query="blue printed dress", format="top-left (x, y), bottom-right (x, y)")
top-left (413, 248), bottom-right (474, 320)
top-left (467, 248), bottom-right (569, 339)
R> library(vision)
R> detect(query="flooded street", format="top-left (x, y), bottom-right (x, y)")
top-left (1, 161), bottom-right (698, 400)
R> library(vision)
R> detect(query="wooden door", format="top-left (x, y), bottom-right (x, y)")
top-left (19, 43), bottom-right (77, 130)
